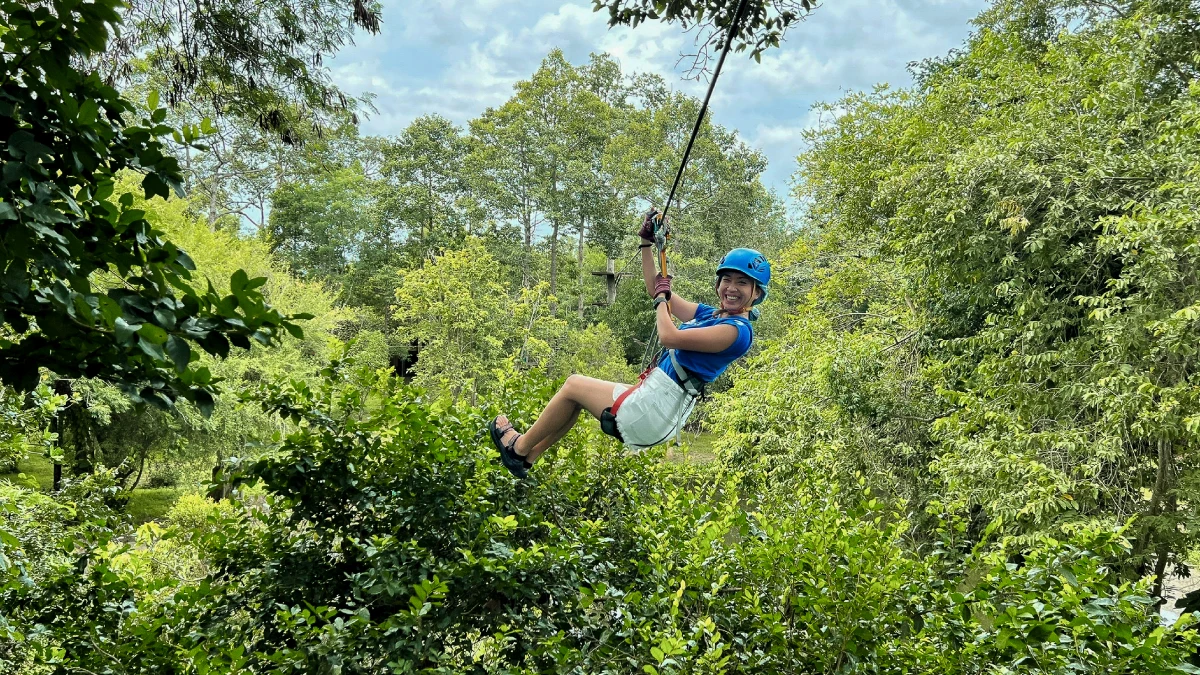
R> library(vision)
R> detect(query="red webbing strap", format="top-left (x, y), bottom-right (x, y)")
top-left (612, 363), bottom-right (655, 416)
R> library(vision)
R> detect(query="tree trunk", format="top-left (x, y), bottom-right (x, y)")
top-left (521, 197), bottom-right (533, 287)
top-left (577, 215), bottom-right (586, 318)
top-left (549, 219), bottom-right (560, 313)
top-left (1136, 438), bottom-right (1175, 588)
top-left (208, 187), bottom-right (220, 230)
top-left (130, 448), bottom-right (148, 490)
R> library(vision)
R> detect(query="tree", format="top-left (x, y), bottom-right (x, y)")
top-left (754, 0), bottom-right (1200, 596)
top-left (380, 115), bottom-right (473, 263)
top-left (96, 0), bottom-right (380, 142)
top-left (392, 239), bottom-right (563, 401)
top-left (595, 0), bottom-right (816, 74)
top-left (470, 94), bottom-right (543, 284)
top-left (46, 169), bottom-right (345, 483)
top-left (565, 55), bottom-right (629, 317)
top-left (0, 0), bottom-right (304, 411)
top-left (266, 166), bottom-right (379, 282)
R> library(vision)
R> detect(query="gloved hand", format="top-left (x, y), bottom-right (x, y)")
top-left (653, 274), bottom-right (673, 300)
top-left (638, 208), bottom-right (662, 242)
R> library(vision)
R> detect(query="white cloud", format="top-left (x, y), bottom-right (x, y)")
top-left (330, 0), bottom-right (986, 195)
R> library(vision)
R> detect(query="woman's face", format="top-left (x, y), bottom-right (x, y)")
top-left (716, 271), bottom-right (760, 313)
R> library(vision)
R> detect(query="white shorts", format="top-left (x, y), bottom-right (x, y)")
top-left (611, 367), bottom-right (696, 449)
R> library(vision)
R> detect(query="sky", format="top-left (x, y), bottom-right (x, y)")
top-left (328, 0), bottom-right (988, 200)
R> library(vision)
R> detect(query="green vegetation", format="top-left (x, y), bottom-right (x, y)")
top-left (3, 0), bottom-right (1200, 671)
top-left (124, 487), bottom-right (185, 524)
top-left (0, 455), bottom-right (53, 492)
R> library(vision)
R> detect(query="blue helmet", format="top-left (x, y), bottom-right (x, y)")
top-left (715, 248), bottom-right (770, 306)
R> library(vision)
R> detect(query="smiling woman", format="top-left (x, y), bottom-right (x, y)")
top-left (489, 210), bottom-right (770, 478)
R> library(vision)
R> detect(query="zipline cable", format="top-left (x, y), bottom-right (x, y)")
top-left (658, 0), bottom-right (753, 225)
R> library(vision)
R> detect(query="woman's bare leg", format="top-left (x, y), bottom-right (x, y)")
top-left (524, 404), bottom-right (582, 460)
top-left (497, 375), bottom-right (624, 463)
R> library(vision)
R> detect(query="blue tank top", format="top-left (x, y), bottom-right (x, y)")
top-left (658, 303), bottom-right (754, 384)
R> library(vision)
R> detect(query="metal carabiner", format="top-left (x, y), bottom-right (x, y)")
top-left (652, 212), bottom-right (670, 252)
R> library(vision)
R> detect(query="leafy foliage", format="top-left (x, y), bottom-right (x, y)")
top-left (0, 0), bottom-right (305, 410)
top-left (99, 0), bottom-right (381, 142)
top-left (0, 384), bottom-right (64, 473)
top-left (3, 360), bottom-right (1196, 672)
top-left (595, 0), bottom-right (816, 69)
top-left (392, 238), bottom-right (635, 398)
top-left (717, 0), bottom-right (1200, 593)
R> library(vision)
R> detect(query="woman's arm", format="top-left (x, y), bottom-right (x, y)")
top-left (654, 301), bottom-right (739, 353)
top-left (642, 245), bottom-right (698, 322)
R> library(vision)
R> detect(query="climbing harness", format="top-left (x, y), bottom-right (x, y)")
top-left (600, 353), bottom-right (703, 447)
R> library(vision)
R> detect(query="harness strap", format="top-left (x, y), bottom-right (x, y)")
top-left (610, 374), bottom-right (644, 417)
top-left (602, 365), bottom-right (655, 441)
top-left (667, 349), bottom-right (705, 398)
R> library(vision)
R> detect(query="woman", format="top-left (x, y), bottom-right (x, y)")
top-left (489, 210), bottom-right (770, 478)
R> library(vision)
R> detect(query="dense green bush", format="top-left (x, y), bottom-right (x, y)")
top-left (2, 360), bottom-right (1194, 673)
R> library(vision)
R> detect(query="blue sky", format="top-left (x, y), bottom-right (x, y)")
top-left (328, 0), bottom-right (987, 199)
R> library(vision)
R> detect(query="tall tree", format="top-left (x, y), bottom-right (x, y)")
top-left (516, 51), bottom-right (581, 307)
top-left (731, 0), bottom-right (1200, 598)
top-left (565, 55), bottom-right (629, 317)
top-left (380, 115), bottom-right (472, 263)
top-left (265, 165), bottom-right (378, 282)
top-left (470, 98), bottom-right (542, 283)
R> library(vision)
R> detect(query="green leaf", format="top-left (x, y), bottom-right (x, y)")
top-left (71, 293), bottom-right (94, 325)
top-left (115, 317), bottom-right (141, 342)
top-left (142, 172), bottom-right (171, 200)
top-left (147, 90), bottom-right (160, 110)
top-left (193, 389), bottom-right (215, 417)
top-left (230, 269), bottom-right (250, 295)
top-left (138, 337), bottom-right (166, 361)
top-left (138, 323), bottom-right (168, 344)
top-left (165, 336), bottom-right (191, 372)
top-left (0, 202), bottom-right (15, 220)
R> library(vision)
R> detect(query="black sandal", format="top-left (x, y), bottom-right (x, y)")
top-left (489, 416), bottom-right (531, 479)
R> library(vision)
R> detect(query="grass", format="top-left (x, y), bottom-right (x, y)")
top-left (127, 488), bottom-right (185, 524)
top-left (2, 453), bottom-right (186, 524)
top-left (664, 430), bottom-right (718, 465)
top-left (1, 452), bottom-right (56, 490)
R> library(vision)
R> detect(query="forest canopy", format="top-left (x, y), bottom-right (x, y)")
top-left (3, 0), bottom-right (1200, 672)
